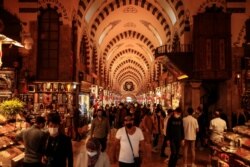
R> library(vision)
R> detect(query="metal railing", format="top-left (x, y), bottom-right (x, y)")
top-left (155, 44), bottom-right (193, 58)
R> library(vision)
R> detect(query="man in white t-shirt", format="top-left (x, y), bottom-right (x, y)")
top-left (209, 110), bottom-right (227, 143)
top-left (114, 114), bottom-right (145, 167)
top-left (183, 107), bottom-right (199, 167)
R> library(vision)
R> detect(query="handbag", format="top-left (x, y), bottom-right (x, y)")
top-left (125, 129), bottom-right (141, 167)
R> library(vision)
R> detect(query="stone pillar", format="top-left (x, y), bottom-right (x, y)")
top-left (190, 81), bottom-right (202, 110)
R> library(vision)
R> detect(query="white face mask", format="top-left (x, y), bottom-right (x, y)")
top-left (87, 151), bottom-right (98, 157)
top-left (48, 127), bottom-right (58, 136)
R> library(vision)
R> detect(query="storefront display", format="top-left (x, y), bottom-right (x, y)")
top-left (171, 82), bottom-right (182, 109)
top-left (0, 123), bottom-right (24, 167)
top-left (210, 122), bottom-right (250, 167)
top-left (79, 94), bottom-right (90, 115)
top-left (0, 69), bottom-right (15, 102)
top-left (22, 82), bottom-right (78, 113)
top-left (163, 84), bottom-right (172, 109)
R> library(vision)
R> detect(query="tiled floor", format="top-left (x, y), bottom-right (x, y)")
top-left (72, 129), bottom-right (210, 167)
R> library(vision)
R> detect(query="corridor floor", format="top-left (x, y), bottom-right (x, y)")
top-left (72, 130), bottom-right (210, 167)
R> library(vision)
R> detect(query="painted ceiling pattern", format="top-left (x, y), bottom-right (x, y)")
top-left (12, 0), bottom-right (247, 96)
top-left (74, 0), bottom-right (186, 96)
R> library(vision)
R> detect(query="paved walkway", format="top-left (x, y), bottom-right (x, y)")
top-left (72, 129), bottom-right (211, 167)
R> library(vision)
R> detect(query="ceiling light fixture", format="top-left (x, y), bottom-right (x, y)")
top-left (0, 33), bottom-right (24, 68)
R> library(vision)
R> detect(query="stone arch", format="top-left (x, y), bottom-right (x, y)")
top-left (92, 46), bottom-right (98, 74)
top-left (38, 4), bottom-right (64, 24)
top-left (80, 32), bottom-right (90, 73)
top-left (117, 70), bottom-right (142, 84)
top-left (103, 30), bottom-right (155, 60)
top-left (121, 93), bottom-right (137, 101)
top-left (76, 0), bottom-right (91, 26)
top-left (118, 74), bottom-right (140, 86)
top-left (89, 0), bottom-right (172, 43)
top-left (108, 48), bottom-right (150, 72)
top-left (114, 66), bottom-right (144, 82)
top-left (113, 59), bottom-right (146, 77)
top-left (197, 1), bottom-right (226, 13)
top-left (233, 24), bottom-right (245, 47)
top-left (169, 0), bottom-right (186, 35)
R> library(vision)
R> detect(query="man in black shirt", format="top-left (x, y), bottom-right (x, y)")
top-left (167, 107), bottom-right (184, 167)
top-left (42, 113), bottom-right (73, 167)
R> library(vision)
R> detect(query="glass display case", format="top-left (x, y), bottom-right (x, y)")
top-left (0, 123), bottom-right (24, 167)
top-left (210, 121), bottom-right (250, 167)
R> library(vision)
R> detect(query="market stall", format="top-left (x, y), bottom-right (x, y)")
top-left (210, 122), bottom-right (250, 167)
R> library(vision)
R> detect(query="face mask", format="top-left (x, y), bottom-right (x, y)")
top-left (87, 151), bottom-right (98, 157)
top-left (125, 123), bottom-right (133, 129)
top-left (48, 127), bottom-right (58, 136)
top-left (135, 104), bottom-right (138, 107)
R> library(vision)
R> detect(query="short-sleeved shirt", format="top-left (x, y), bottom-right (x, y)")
top-left (183, 115), bottom-right (199, 140)
top-left (209, 117), bottom-right (227, 142)
top-left (115, 127), bottom-right (144, 163)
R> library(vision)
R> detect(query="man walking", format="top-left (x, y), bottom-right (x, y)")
top-left (167, 107), bottom-right (184, 167)
top-left (114, 113), bottom-right (145, 167)
top-left (16, 116), bottom-right (47, 167)
top-left (183, 107), bottom-right (199, 167)
top-left (91, 108), bottom-right (110, 152)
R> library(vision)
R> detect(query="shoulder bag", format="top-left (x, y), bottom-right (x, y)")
top-left (125, 129), bottom-right (141, 167)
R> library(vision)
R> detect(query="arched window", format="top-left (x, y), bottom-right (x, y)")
top-left (38, 8), bottom-right (60, 80)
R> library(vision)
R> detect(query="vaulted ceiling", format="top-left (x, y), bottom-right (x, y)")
top-left (76, 0), bottom-right (185, 96)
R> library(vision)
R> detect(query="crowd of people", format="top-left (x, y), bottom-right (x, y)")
top-left (86, 102), bottom-right (232, 167)
top-left (15, 101), bottom-right (243, 167)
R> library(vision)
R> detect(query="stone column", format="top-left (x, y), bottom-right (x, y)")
top-left (190, 81), bottom-right (202, 110)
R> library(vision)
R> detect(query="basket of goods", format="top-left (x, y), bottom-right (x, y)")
top-left (0, 98), bottom-right (24, 122)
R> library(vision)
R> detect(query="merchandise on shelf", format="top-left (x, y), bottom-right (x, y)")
top-left (211, 122), bottom-right (250, 167)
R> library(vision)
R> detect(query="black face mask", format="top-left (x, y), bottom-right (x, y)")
top-left (125, 123), bottom-right (133, 129)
